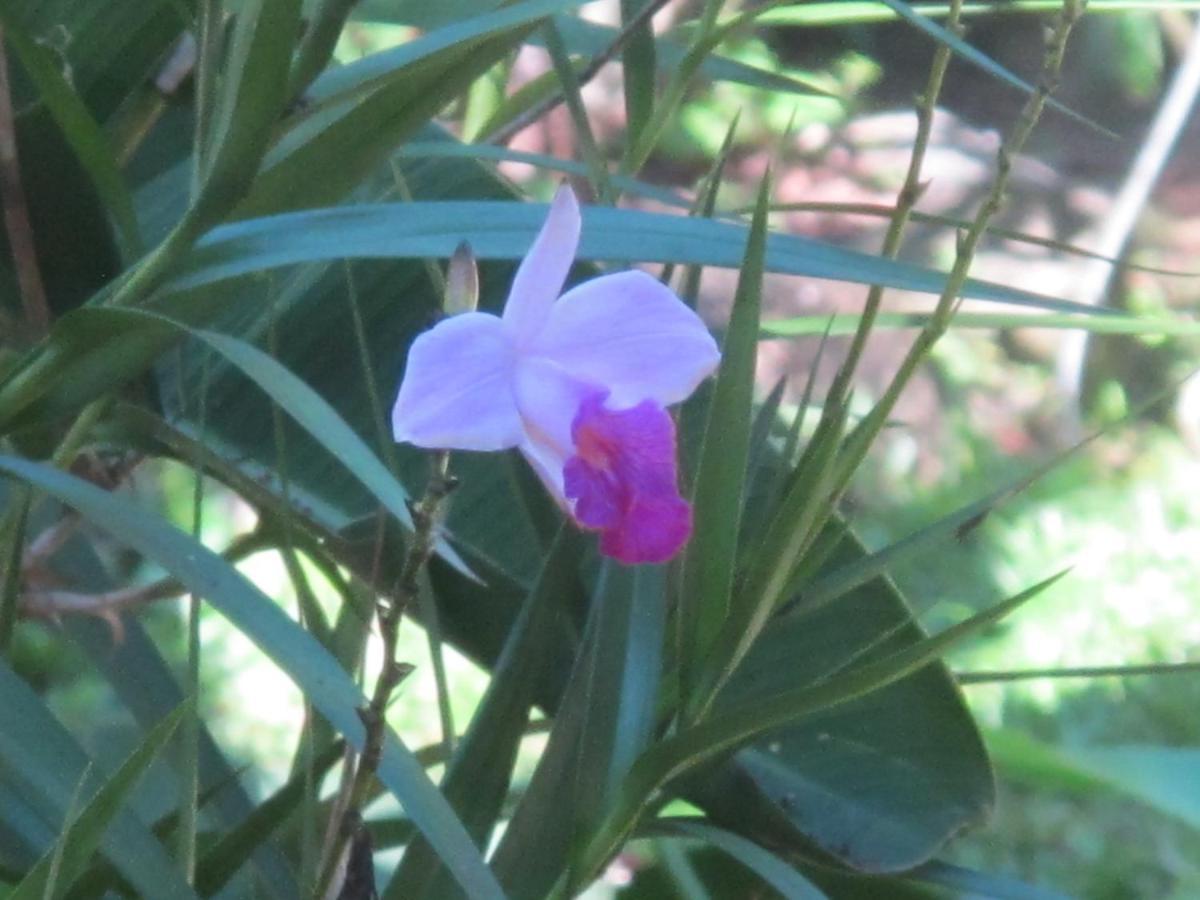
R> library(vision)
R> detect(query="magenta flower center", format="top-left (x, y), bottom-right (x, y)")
top-left (562, 393), bottom-right (692, 564)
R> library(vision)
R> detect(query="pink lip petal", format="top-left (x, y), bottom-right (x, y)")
top-left (563, 395), bottom-right (693, 564)
top-left (600, 494), bottom-right (692, 565)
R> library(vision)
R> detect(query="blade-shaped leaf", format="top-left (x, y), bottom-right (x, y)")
top-left (385, 529), bottom-right (582, 900)
top-left (8, 704), bottom-right (186, 900)
top-left (620, 0), bottom-right (658, 151)
top-left (0, 660), bottom-right (200, 900)
top-left (237, 6), bottom-right (549, 218)
top-left (0, 456), bottom-right (506, 900)
top-left (574, 571), bottom-right (1066, 882)
top-left (679, 173), bottom-right (769, 720)
top-left (647, 818), bottom-right (829, 900)
top-left (193, 0), bottom-right (301, 222)
top-left (171, 201), bottom-right (1114, 316)
top-left (63, 616), bottom-right (297, 899)
top-left (989, 730), bottom-right (1200, 834)
top-left (489, 555), bottom-right (664, 898)
top-left (762, 310), bottom-right (1200, 338)
top-left (0, 308), bottom-right (474, 575)
top-left (0, 13), bottom-right (140, 257)
top-left (195, 739), bottom-right (345, 896)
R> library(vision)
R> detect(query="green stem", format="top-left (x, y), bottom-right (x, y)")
top-left (835, 0), bottom-right (1086, 486)
top-left (824, 0), bottom-right (964, 409)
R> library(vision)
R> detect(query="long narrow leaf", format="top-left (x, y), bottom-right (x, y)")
top-left (763, 310), bottom-right (1200, 338)
top-left (0, 661), bottom-right (200, 900)
top-left (0, 457), bottom-right (506, 900)
top-left (573, 571), bottom-right (1067, 880)
top-left (194, 0), bottom-right (300, 221)
top-left (679, 173), bottom-right (769, 719)
top-left (0, 14), bottom-right (140, 256)
top-left (171, 202), bottom-right (1113, 316)
top-left (8, 705), bottom-right (187, 900)
top-left (386, 529), bottom-right (582, 900)
top-left (874, 0), bottom-right (1114, 135)
top-left (195, 740), bottom-right (344, 895)
top-left (647, 819), bottom-right (829, 900)
top-left (0, 309), bottom-right (473, 577)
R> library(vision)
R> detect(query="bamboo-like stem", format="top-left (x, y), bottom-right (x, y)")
top-left (823, 0), bottom-right (964, 413)
top-left (836, 0), bottom-right (1088, 486)
top-left (314, 453), bottom-right (456, 900)
top-left (958, 660), bottom-right (1200, 683)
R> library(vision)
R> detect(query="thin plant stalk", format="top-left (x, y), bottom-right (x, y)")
top-left (824, 0), bottom-right (964, 412)
top-left (836, 0), bottom-right (1089, 486)
top-left (314, 452), bottom-right (456, 899)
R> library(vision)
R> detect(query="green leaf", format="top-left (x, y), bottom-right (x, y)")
top-left (754, 201), bottom-right (1200, 278)
top-left (0, 308), bottom-right (473, 574)
top-left (554, 14), bottom-right (834, 98)
top-left (286, 0), bottom-right (361, 99)
top-left (669, 572), bottom-right (1064, 790)
top-left (0, 13), bottom-right (141, 257)
top-left (8, 704), bottom-right (187, 900)
top-left (194, 739), bottom-right (345, 896)
top-left (0, 660), bottom-right (200, 900)
top-left (679, 173), bottom-right (769, 719)
top-left (620, 0), bottom-right (658, 152)
top-left (570, 562), bottom-right (668, 845)
top-left (542, 20), bottom-right (612, 202)
top-left (678, 523), bottom-right (992, 873)
top-left (0, 487), bottom-right (29, 652)
top-left (63, 616), bottom-right (298, 899)
top-left (237, 3), bottom-right (557, 217)
top-left (1, 3), bottom-right (183, 120)
top-left (490, 551), bottom-right (657, 898)
top-left (575, 572), bottom-right (1065, 881)
top-left (910, 860), bottom-right (1072, 900)
top-left (385, 529), bottom-right (582, 900)
top-left (989, 731), bottom-right (1200, 834)
top-left (309, 0), bottom-right (581, 103)
top-left (762, 310), bottom-right (1200, 338)
top-left (352, 4), bottom-right (833, 97)
top-left (193, 0), bottom-right (301, 223)
top-left (0, 457), bottom-right (506, 900)
top-left (759, 1), bottom-right (1200, 28)
top-left (172, 201), bottom-right (1110, 316)
top-left (646, 818), bottom-right (829, 899)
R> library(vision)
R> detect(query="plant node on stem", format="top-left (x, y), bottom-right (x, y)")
top-left (315, 451), bottom-right (455, 899)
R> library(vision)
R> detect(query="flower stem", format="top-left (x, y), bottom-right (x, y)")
top-left (314, 451), bottom-right (455, 899)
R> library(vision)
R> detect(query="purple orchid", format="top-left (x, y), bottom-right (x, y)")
top-left (391, 186), bottom-right (720, 564)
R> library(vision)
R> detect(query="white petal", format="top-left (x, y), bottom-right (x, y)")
top-left (530, 270), bottom-right (721, 408)
top-left (518, 438), bottom-right (570, 511)
top-left (391, 312), bottom-right (524, 450)
top-left (512, 355), bottom-right (599, 505)
top-left (502, 185), bottom-right (581, 346)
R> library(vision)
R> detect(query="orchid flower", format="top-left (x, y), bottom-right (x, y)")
top-left (391, 186), bottom-right (720, 564)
